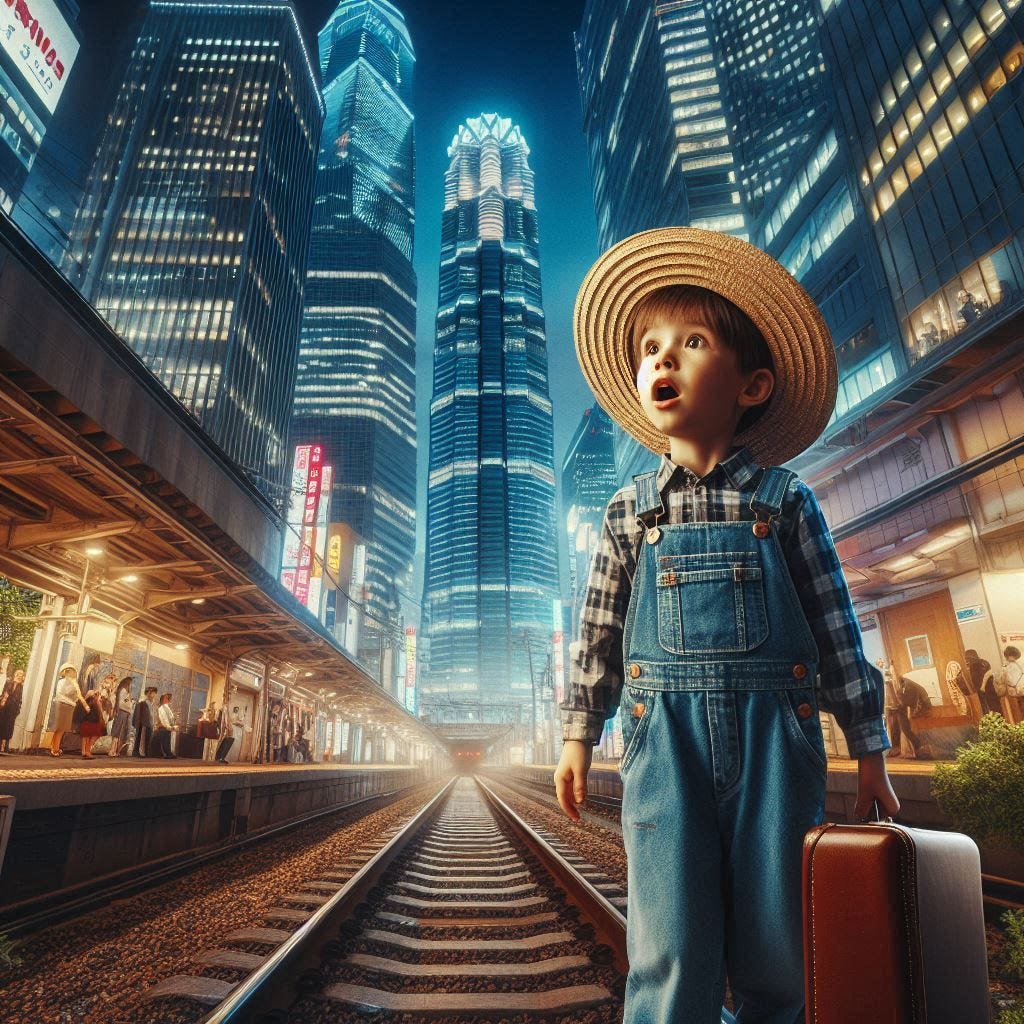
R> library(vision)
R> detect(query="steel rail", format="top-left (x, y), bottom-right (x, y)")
top-left (198, 775), bottom-right (458, 1024)
top-left (473, 773), bottom-right (628, 975)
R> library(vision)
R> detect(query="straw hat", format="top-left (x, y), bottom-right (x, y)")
top-left (574, 227), bottom-right (838, 466)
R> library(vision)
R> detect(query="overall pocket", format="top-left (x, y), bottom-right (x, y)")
top-left (778, 689), bottom-right (827, 771)
top-left (656, 551), bottom-right (769, 654)
top-left (619, 688), bottom-right (655, 774)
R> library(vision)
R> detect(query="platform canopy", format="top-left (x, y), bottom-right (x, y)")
top-left (0, 217), bottom-right (445, 756)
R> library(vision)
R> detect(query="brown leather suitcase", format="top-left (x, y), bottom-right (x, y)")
top-left (803, 821), bottom-right (990, 1023)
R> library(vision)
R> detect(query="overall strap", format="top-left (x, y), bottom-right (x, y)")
top-left (749, 466), bottom-right (797, 520)
top-left (633, 471), bottom-right (664, 527)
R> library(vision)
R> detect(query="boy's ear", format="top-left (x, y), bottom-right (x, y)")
top-left (738, 368), bottom-right (775, 408)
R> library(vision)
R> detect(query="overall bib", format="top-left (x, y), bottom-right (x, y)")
top-left (620, 466), bottom-right (827, 1024)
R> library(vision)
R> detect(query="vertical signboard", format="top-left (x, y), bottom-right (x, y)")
top-left (293, 445), bottom-right (323, 606)
top-left (281, 445), bottom-right (310, 595)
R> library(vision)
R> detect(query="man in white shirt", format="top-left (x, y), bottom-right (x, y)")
top-left (154, 692), bottom-right (178, 758)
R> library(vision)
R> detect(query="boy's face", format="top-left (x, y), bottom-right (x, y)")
top-left (634, 316), bottom-right (771, 447)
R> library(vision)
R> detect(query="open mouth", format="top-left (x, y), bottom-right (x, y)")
top-left (653, 381), bottom-right (679, 402)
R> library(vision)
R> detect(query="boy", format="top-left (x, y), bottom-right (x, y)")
top-left (554, 227), bottom-right (899, 1024)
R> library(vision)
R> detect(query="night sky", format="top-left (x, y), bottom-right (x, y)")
top-left (34, 0), bottom-right (601, 589)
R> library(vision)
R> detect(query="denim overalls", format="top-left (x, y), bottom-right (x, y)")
top-left (619, 466), bottom-right (827, 1024)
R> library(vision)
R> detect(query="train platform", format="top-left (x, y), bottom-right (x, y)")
top-left (0, 756), bottom-right (436, 908)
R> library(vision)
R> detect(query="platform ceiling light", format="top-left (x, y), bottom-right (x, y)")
top-left (120, 574), bottom-right (139, 583)
top-left (175, 642), bottom-right (189, 650)
top-left (304, 671), bottom-right (313, 677)
top-left (85, 546), bottom-right (104, 557)
top-left (190, 597), bottom-right (206, 605)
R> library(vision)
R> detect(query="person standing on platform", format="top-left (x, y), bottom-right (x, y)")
top-left (78, 689), bottom-right (107, 758)
top-left (967, 648), bottom-right (1000, 716)
top-left (50, 663), bottom-right (88, 757)
top-left (109, 676), bottom-right (134, 757)
top-left (132, 685), bottom-right (157, 757)
top-left (154, 692), bottom-right (178, 758)
top-left (215, 705), bottom-right (243, 763)
top-left (998, 646), bottom-right (1023, 724)
top-left (0, 658), bottom-right (25, 754)
top-left (553, 228), bottom-right (898, 1024)
top-left (200, 704), bottom-right (219, 760)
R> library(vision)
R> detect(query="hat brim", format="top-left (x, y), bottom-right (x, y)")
top-left (574, 227), bottom-right (837, 466)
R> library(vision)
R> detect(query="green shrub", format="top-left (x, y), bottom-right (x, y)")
top-left (931, 714), bottom-right (1024, 852)
top-left (1005, 909), bottom-right (1024, 982)
top-left (998, 1002), bottom-right (1024, 1024)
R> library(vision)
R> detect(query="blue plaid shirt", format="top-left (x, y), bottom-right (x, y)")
top-left (561, 446), bottom-right (889, 758)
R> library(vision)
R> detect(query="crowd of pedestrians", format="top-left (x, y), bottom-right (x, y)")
top-left (0, 658), bottom-right (262, 763)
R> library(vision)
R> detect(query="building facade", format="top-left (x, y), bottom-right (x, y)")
top-left (65, 0), bottom-right (323, 508)
top-left (290, 0), bottom-right (416, 691)
top-left (797, 0), bottom-right (1024, 751)
top-left (422, 113), bottom-right (560, 721)
top-left (576, 0), bottom-right (747, 254)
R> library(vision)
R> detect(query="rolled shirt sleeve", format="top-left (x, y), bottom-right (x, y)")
top-left (560, 490), bottom-right (634, 745)
top-left (784, 482), bottom-right (890, 757)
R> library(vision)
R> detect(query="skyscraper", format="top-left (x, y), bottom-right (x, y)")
top-left (422, 113), bottom-right (560, 718)
top-left (706, 0), bottom-right (828, 226)
top-left (575, 0), bottom-right (746, 253)
top-left (65, 0), bottom-right (323, 508)
top-left (703, 0), bottom-right (902, 432)
top-left (291, 0), bottom-right (416, 686)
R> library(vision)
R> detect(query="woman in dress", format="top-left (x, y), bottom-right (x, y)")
top-left (0, 659), bottom-right (25, 753)
top-left (108, 676), bottom-right (134, 757)
top-left (78, 689), bottom-right (107, 759)
top-left (50, 663), bottom-right (88, 757)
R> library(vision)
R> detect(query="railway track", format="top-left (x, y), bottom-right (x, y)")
top-left (142, 775), bottom-right (627, 1022)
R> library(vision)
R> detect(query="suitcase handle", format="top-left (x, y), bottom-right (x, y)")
top-left (857, 798), bottom-right (894, 825)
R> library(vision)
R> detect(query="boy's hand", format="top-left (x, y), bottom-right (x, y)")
top-left (553, 739), bottom-right (593, 822)
top-left (854, 751), bottom-right (900, 820)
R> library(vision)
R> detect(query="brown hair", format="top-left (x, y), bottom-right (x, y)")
top-left (627, 284), bottom-right (775, 433)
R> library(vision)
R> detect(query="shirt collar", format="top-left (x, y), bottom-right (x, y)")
top-left (654, 445), bottom-right (761, 494)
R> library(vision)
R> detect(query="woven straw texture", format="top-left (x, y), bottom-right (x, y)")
top-left (574, 227), bottom-right (838, 467)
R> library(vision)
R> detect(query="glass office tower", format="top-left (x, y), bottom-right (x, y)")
top-left (422, 113), bottom-right (560, 718)
top-left (65, 1), bottom-right (323, 509)
top-left (706, 0), bottom-right (828, 224)
top-left (291, 0), bottom-right (416, 684)
top-left (820, 0), bottom-right (1024, 369)
top-left (576, 0), bottom-right (745, 252)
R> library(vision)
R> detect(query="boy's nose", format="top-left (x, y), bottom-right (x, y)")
top-left (655, 358), bottom-right (673, 370)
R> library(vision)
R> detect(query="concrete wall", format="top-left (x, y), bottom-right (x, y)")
top-left (0, 766), bottom-right (433, 908)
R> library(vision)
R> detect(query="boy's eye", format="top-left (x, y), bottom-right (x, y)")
top-left (685, 334), bottom-right (705, 348)
top-left (644, 341), bottom-right (659, 355)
